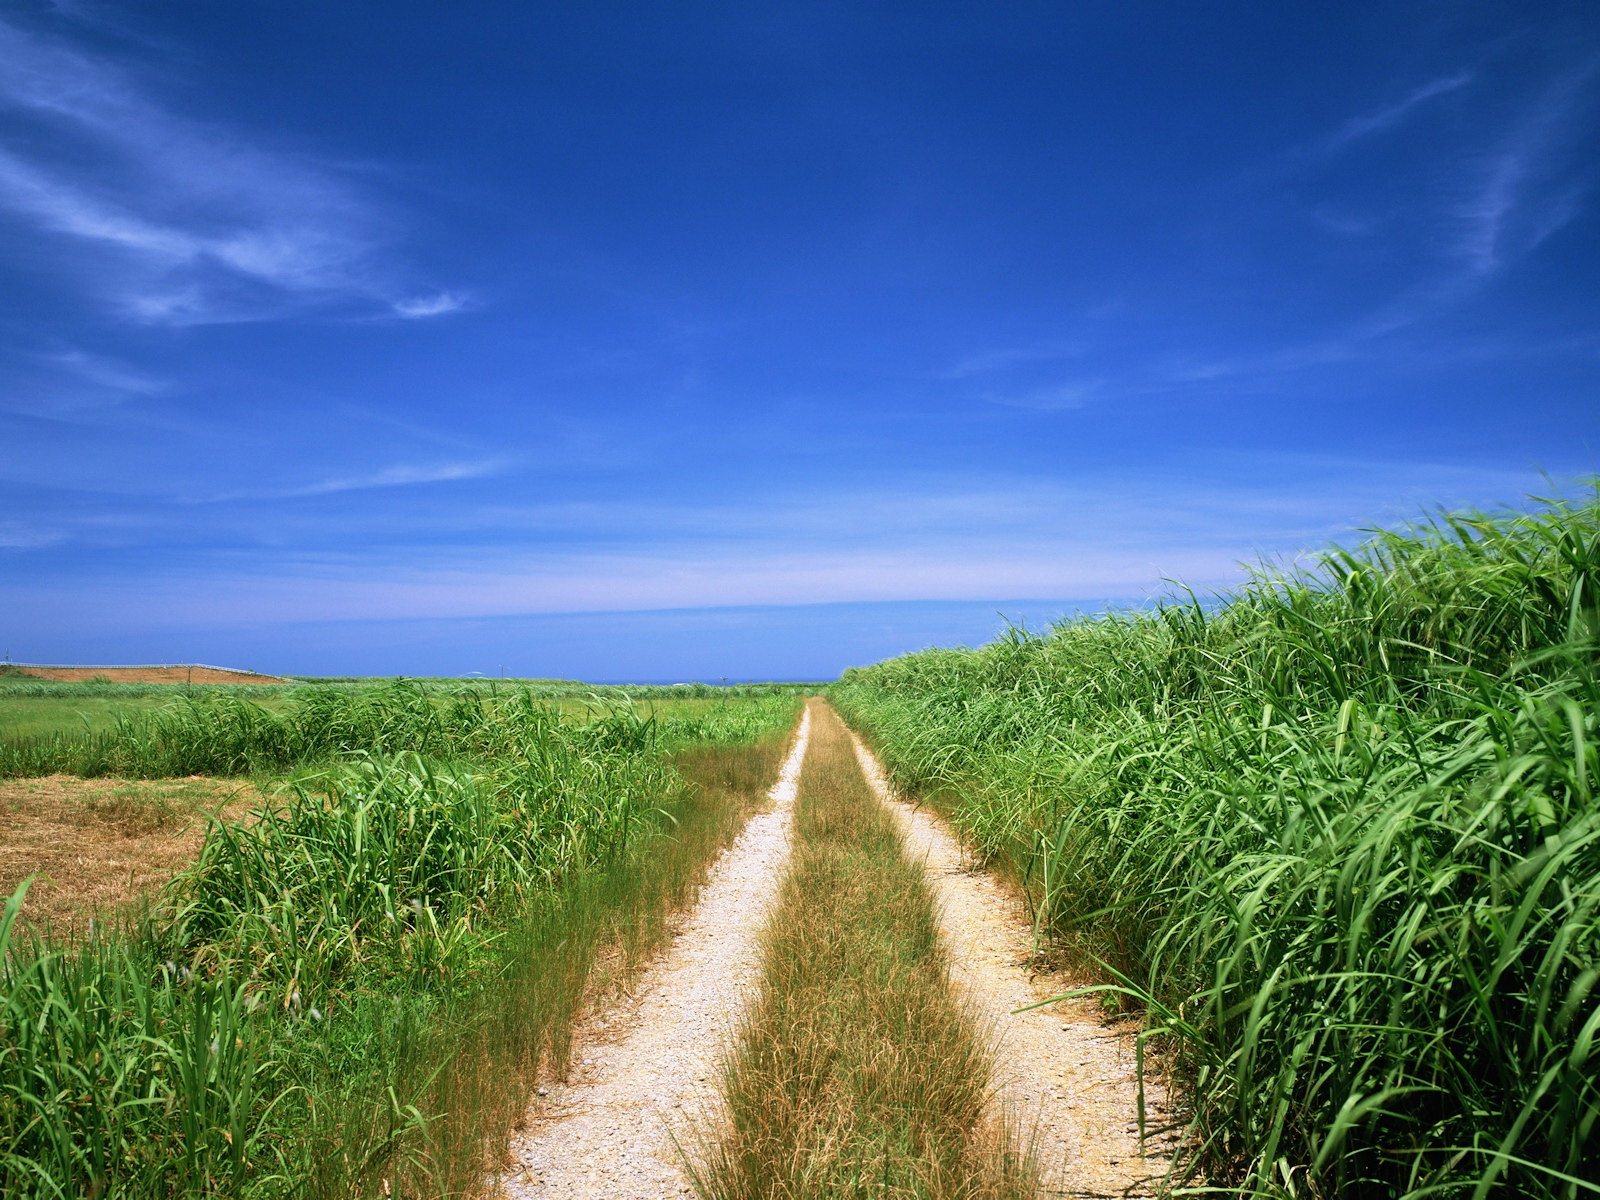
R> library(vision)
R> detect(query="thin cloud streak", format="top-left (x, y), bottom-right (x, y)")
top-left (938, 342), bottom-right (1085, 380)
top-left (985, 379), bottom-right (1102, 411)
top-left (0, 15), bottom-right (456, 324)
top-left (11, 461), bottom-right (1563, 601)
top-left (198, 459), bottom-right (511, 504)
top-left (1322, 72), bottom-right (1474, 152)
top-left (3, 543), bottom-right (1256, 630)
top-left (0, 522), bottom-right (67, 550)
top-left (0, 344), bottom-right (168, 419)
top-left (21, 470), bottom-right (1587, 629)
top-left (1177, 62), bottom-right (1597, 387)
top-left (1455, 62), bottom-right (1597, 277)
top-left (45, 348), bottom-right (165, 396)
top-left (393, 291), bottom-right (469, 318)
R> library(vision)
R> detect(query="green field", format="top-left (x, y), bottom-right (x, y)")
top-left (0, 676), bottom-right (809, 743)
top-left (0, 692), bottom-right (157, 740)
top-left (3, 495), bottom-right (1597, 1199)
top-left (1, 679), bottom-right (803, 1198)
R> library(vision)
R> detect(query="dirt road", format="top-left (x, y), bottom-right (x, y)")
top-left (492, 701), bottom-right (1170, 1196)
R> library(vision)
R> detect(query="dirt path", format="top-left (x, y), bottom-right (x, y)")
top-left (495, 705), bottom-right (812, 1199)
top-left (848, 725), bottom-right (1175, 1198)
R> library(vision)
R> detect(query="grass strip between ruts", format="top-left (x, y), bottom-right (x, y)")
top-left (692, 700), bottom-right (1036, 1200)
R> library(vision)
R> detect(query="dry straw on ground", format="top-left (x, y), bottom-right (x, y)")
top-left (0, 775), bottom-right (262, 934)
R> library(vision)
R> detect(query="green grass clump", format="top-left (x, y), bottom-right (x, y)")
top-left (0, 678), bottom-right (803, 778)
top-left (2, 885), bottom-right (302, 1196)
top-left (835, 492), bottom-right (1600, 1198)
top-left (171, 720), bottom-right (676, 996)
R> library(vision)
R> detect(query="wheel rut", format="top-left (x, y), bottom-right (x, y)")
top-left (847, 722), bottom-right (1176, 1198)
top-left (494, 706), bottom-right (811, 1199)
top-left (493, 702), bottom-right (1168, 1199)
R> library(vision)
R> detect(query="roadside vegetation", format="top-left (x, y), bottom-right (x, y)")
top-left (835, 492), bottom-right (1600, 1198)
top-left (0, 684), bottom-right (263, 740)
top-left (694, 700), bottom-right (1035, 1200)
top-left (0, 681), bottom-right (799, 1198)
top-left (0, 677), bottom-right (810, 773)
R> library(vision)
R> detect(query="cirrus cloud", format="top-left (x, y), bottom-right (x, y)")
top-left (0, 14), bottom-right (463, 325)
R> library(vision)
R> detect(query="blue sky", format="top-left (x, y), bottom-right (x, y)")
top-left (2, 2), bottom-right (1597, 680)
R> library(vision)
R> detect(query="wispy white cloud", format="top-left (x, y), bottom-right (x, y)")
top-left (1322, 72), bottom-right (1474, 153)
top-left (392, 291), bottom-right (469, 319)
top-left (939, 341), bottom-right (1083, 380)
top-left (467, 463), bottom-right (1556, 550)
top-left (0, 472), bottom-right (1542, 621)
top-left (45, 347), bottom-right (164, 395)
top-left (984, 379), bottom-right (1101, 412)
top-left (1308, 206), bottom-right (1383, 238)
top-left (199, 458), bottom-right (510, 503)
top-left (0, 344), bottom-right (168, 418)
top-left (12, 460), bottom-right (1567, 602)
top-left (1454, 63), bottom-right (1596, 277)
top-left (937, 341), bottom-right (1102, 411)
top-left (1198, 60), bottom-right (1600, 378)
top-left (0, 16), bottom-right (459, 324)
top-left (0, 521), bottom-right (66, 550)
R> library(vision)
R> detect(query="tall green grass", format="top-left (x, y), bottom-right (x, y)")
top-left (0, 678), bottom-right (811, 701)
top-left (835, 493), bottom-right (1600, 1198)
top-left (0, 678), bottom-right (799, 778)
top-left (1, 686), bottom-right (800, 1198)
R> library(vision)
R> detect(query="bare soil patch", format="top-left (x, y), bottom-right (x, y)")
top-left (0, 775), bottom-right (265, 935)
top-left (13, 665), bottom-right (285, 685)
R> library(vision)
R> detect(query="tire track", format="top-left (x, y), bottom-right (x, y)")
top-left (494, 705), bottom-right (812, 1199)
top-left (847, 722), bottom-right (1175, 1198)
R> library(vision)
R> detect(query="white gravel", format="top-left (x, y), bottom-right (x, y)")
top-left (494, 705), bottom-right (812, 1199)
top-left (849, 727), bottom-right (1176, 1198)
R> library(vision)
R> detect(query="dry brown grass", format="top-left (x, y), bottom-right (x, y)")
top-left (692, 700), bottom-right (1037, 1200)
top-left (0, 774), bottom-right (265, 935)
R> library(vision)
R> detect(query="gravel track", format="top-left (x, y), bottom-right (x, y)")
top-left (494, 706), bottom-right (812, 1199)
top-left (848, 726), bottom-right (1175, 1198)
